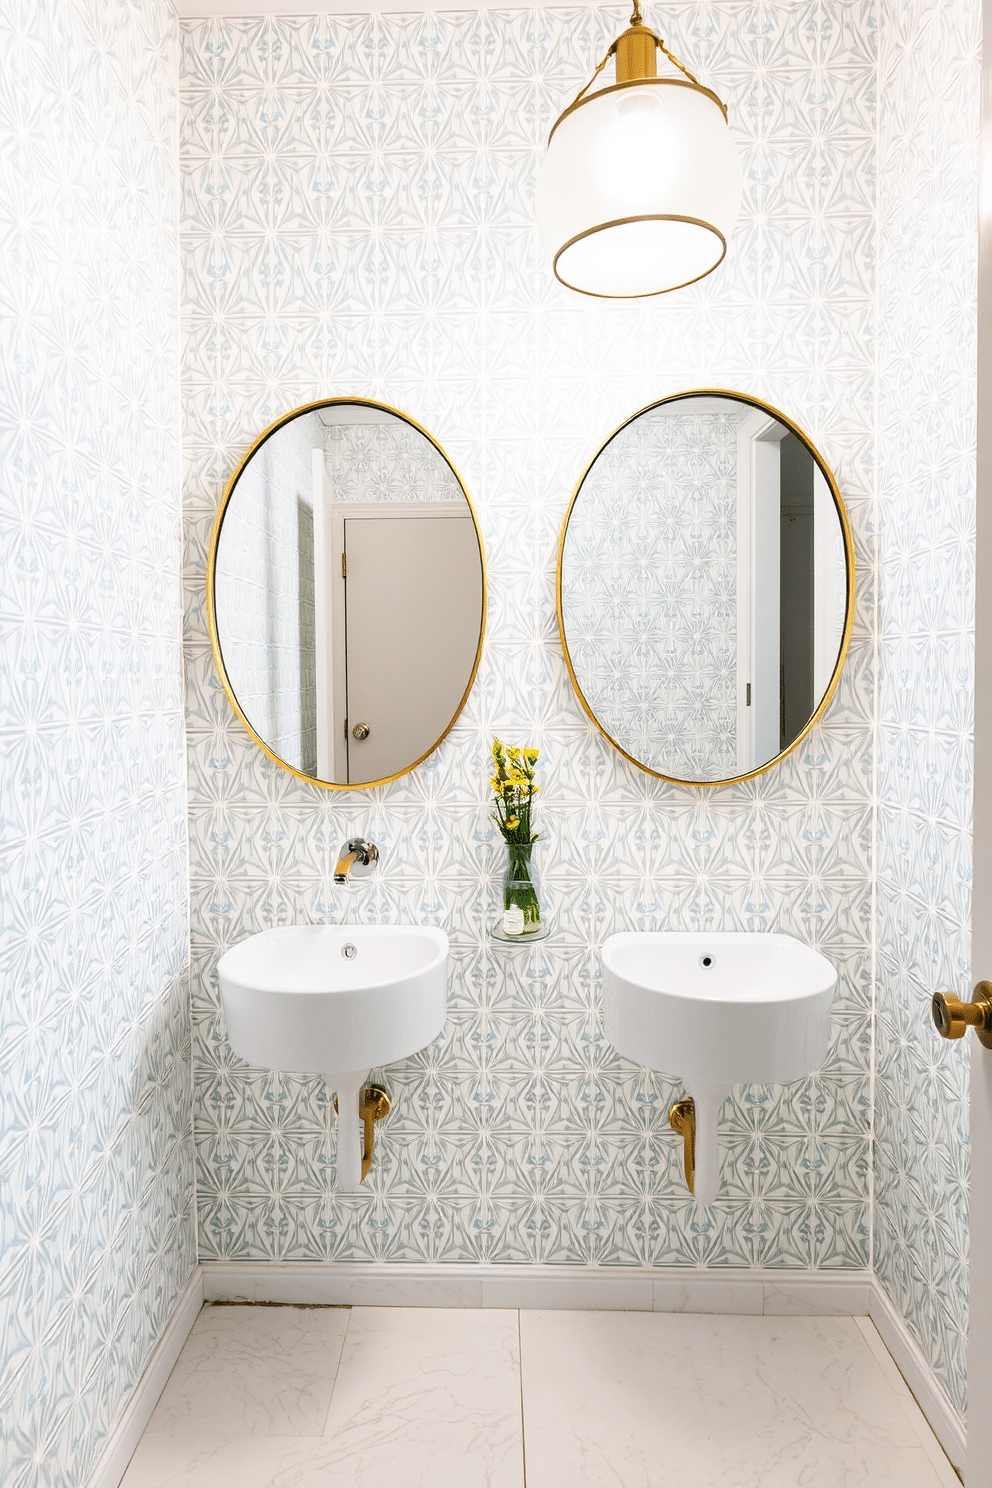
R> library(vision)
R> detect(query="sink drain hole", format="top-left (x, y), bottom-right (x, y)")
top-left (699, 954), bottom-right (714, 968)
top-left (342, 943), bottom-right (358, 959)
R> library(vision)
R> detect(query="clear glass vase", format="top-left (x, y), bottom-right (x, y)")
top-left (491, 842), bottom-right (550, 943)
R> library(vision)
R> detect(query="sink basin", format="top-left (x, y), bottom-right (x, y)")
top-left (602, 931), bottom-right (837, 1203)
top-left (218, 924), bottom-right (448, 1189)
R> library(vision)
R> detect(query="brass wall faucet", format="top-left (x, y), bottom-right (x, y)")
top-left (334, 837), bottom-right (379, 884)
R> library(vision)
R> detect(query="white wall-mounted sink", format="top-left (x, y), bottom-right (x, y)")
top-left (218, 924), bottom-right (448, 1190)
top-left (602, 931), bottom-right (837, 1204)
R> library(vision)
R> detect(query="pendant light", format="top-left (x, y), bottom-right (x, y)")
top-left (536, 3), bottom-right (742, 299)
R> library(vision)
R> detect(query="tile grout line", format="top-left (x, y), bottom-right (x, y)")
top-left (517, 1309), bottom-right (528, 1488)
top-left (320, 1304), bottom-right (354, 1437)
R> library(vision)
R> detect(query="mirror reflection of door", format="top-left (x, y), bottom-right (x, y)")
top-left (212, 400), bottom-right (484, 788)
top-left (735, 412), bottom-right (847, 774)
top-left (315, 503), bottom-right (481, 784)
top-left (558, 392), bottom-right (851, 787)
top-left (309, 407), bottom-right (483, 784)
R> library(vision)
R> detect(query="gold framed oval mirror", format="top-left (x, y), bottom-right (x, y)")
top-left (208, 397), bottom-right (486, 789)
top-left (557, 390), bottom-right (855, 787)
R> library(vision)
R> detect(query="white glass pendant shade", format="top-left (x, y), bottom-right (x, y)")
top-left (537, 81), bottom-right (742, 298)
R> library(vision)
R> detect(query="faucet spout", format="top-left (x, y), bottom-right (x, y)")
top-left (334, 837), bottom-right (379, 884)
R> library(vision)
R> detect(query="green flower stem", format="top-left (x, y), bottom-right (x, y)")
top-left (491, 738), bottom-right (543, 934)
top-left (504, 847), bottom-right (541, 931)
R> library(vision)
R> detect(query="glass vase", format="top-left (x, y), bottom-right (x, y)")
top-left (491, 842), bottom-right (550, 943)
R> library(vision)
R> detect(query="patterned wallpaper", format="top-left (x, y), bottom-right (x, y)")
top-left (323, 420), bottom-right (463, 501)
top-left (181, 2), bottom-right (878, 1275)
top-left (0, 0), bottom-right (977, 1469)
top-left (216, 410), bottom-right (321, 774)
top-left (0, 2), bottom-right (194, 1486)
top-left (874, 0), bottom-right (979, 1423)
top-left (561, 407), bottom-right (742, 780)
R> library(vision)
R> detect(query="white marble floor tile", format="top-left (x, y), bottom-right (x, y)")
top-left (520, 1311), bottom-right (954, 1488)
top-left (119, 1433), bottom-right (319, 1488)
top-left (124, 1307), bottom-right (525, 1488)
top-left (312, 1307), bottom-right (525, 1487)
top-left (144, 1304), bottom-right (350, 1436)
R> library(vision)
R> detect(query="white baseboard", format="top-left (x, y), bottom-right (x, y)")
top-left (86, 1269), bottom-right (204, 1488)
top-left (867, 1279), bottom-right (966, 1476)
top-left (201, 1259), bottom-right (875, 1316)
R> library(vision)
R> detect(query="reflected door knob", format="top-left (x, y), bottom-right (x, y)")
top-left (931, 983), bottom-right (992, 1048)
top-left (352, 722), bottom-right (371, 740)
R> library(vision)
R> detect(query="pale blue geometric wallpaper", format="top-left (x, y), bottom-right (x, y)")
top-left (0, 0), bottom-right (981, 1472)
top-left (181, 0), bottom-right (877, 1276)
top-left (0, 2), bottom-right (195, 1485)
top-left (875, 0), bottom-right (979, 1423)
top-left (561, 407), bottom-right (742, 780)
top-left (0, 0), bottom-right (980, 1473)
top-left (323, 421), bottom-right (463, 502)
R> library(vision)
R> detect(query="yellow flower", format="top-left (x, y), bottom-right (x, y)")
top-left (506, 746), bottom-right (522, 761)
top-left (505, 817), bottom-right (520, 830)
top-left (523, 747), bottom-right (540, 764)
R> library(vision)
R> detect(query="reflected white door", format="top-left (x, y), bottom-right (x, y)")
top-left (812, 463), bottom-right (846, 703)
top-left (737, 412), bottom-right (784, 774)
top-left (341, 513), bottom-right (482, 784)
top-left (313, 449), bottom-right (335, 780)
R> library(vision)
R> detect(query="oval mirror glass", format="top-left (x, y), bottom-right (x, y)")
top-left (208, 399), bottom-right (485, 788)
top-left (558, 392), bottom-right (854, 786)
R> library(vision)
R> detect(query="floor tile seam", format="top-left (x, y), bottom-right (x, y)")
top-left (516, 1306), bottom-right (528, 1487)
top-left (313, 1302), bottom-right (353, 1440)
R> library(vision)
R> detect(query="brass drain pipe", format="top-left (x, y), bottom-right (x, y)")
top-left (669, 1098), bottom-right (696, 1194)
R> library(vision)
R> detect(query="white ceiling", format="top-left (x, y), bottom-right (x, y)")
top-left (315, 406), bottom-right (406, 426)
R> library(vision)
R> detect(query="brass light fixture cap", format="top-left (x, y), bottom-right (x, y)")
top-left (614, 12), bottom-right (659, 83)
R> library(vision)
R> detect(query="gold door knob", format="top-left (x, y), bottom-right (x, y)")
top-left (352, 722), bottom-right (370, 740)
top-left (931, 982), bottom-right (992, 1049)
